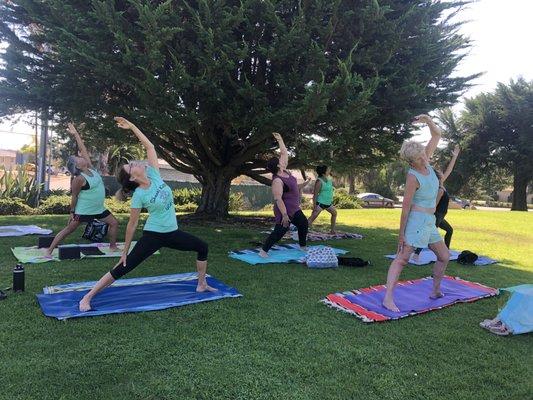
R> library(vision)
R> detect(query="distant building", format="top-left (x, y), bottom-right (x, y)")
top-left (0, 149), bottom-right (18, 169)
top-left (497, 187), bottom-right (533, 204)
top-left (158, 159), bottom-right (307, 185)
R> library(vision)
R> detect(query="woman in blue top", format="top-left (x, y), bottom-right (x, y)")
top-left (44, 123), bottom-right (119, 257)
top-left (79, 117), bottom-right (215, 312)
top-left (383, 115), bottom-right (450, 312)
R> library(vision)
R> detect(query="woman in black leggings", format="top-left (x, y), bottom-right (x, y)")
top-left (79, 117), bottom-right (215, 312)
top-left (414, 145), bottom-right (460, 259)
top-left (259, 132), bottom-right (311, 257)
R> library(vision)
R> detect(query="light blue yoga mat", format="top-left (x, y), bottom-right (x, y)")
top-left (229, 243), bottom-right (348, 265)
top-left (37, 273), bottom-right (242, 320)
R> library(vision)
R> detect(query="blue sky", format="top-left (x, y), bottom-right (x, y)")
top-left (1, 0), bottom-right (532, 149)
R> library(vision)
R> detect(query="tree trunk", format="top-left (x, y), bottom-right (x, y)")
top-left (348, 173), bottom-right (356, 194)
top-left (511, 168), bottom-right (529, 211)
top-left (196, 170), bottom-right (235, 217)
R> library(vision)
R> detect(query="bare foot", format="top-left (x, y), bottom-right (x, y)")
top-left (259, 249), bottom-right (269, 258)
top-left (382, 298), bottom-right (400, 312)
top-left (430, 292), bottom-right (444, 299)
top-left (42, 248), bottom-right (53, 258)
top-left (109, 245), bottom-right (121, 252)
top-left (196, 283), bottom-right (218, 293)
top-left (79, 296), bottom-right (92, 312)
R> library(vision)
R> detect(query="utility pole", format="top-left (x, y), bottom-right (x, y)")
top-left (36, 111), bottom-right (49, 199)
top-left (46, 129), bottom-right (53, 191)
top-left (34, 113), bottom-right (38, 166)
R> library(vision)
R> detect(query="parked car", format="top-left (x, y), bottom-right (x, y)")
top-left (450, 197), bottom-right (470, 209)
top-left (357, 192), bottom-right (394, 208)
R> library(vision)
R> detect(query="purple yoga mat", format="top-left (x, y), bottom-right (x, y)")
top-left (324, 276), bottom-right (498, 322)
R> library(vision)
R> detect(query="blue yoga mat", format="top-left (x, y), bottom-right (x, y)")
top-left (229, 243), bottom-right (348, 265)
top-left (37, 273), bottom-right (242, 320)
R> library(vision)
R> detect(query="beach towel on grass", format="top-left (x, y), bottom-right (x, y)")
top-left (292, 230), bottom-right (363, 241)
top-left (384, 249), bottom-right (497, 266)
top-left (322, 276), bottom-right (497, 322)
top-left (37, 272), bottom-right (241, 320)
top-left (0, 225), bottom-right (52, 237)
top-left (229, 243), bottom-right (348, 265)
top-left (497, 285), bottom-right (533, 335)
top-left (12, 242), bottom-right (159, 264)
top-left (261, 229), bottom-right (363, 241)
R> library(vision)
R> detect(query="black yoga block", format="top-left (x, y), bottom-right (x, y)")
top-left (38, 236), bottom-right (55, 248)
top-left (58, 246), bottom-right (81, 260)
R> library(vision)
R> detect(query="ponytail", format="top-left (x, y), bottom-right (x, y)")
top-left (116, 165), bottom-right (139, 201)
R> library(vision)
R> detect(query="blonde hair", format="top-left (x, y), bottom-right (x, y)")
top-left (399, 141), bottom-right (425, 164)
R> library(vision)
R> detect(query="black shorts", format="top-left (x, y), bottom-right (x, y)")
top-left (73, 209), bottom-right (112, 223)
top-left (316, 202), bottom-right (332, 210)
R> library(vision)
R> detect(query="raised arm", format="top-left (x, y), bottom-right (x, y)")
top-left (440, 145), bottom-right (460, 183)
top-left (272, 132), bottom-right (288, 169)
top-left (414, 115), bottom-right (441, 160)
top-left (114, 117), bottom-right (159, 170)
top-left (298, 177), bottom-right (312, 191)
top-left (67, 123), bottom-right (93, 168)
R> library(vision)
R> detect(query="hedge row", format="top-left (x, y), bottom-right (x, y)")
top-left (0, 190), bottom-right (245, 215)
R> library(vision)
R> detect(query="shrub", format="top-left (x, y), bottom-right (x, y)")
top-left (38, 195), bottom-right (71, 214)
top-left (173, 188), bottom-right (201, 205)
top-left (175, 202), bottom-right (198, 213)
top-left (333, 189), bottom-right (363, 209)
top-left (105, 197), bottom-right (131, 214)
top-left (229, 192), bottom-right (245, 211)
top-left (300, 196), bottom-right (314, 210)
top-left (0, 197), bottom-right (34, 215)
top-left (0, 166), bottom-right (41, 207)
top-left (41, 189), bottom-right (69, 199)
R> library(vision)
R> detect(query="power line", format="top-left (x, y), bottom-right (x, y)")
top-left (0, 130), bottom-right (35, 136)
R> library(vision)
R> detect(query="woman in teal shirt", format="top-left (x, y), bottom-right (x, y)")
top-left (79, 117), bottom-right (215, 312)
top-left (44, 123), bottom-right (119, 257)
top-left (308, 165), bottom-right (337, 233)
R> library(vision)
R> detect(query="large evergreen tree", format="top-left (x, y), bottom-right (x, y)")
top-left (0, 0), bottom-right (474, 216)
top-left (438, 79), bottom-right (533, 210)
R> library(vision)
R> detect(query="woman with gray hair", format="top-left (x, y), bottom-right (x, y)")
top-left (382, 115), bottom-right (450, 312)
top-left (44, 123), bottom-right (119, 257)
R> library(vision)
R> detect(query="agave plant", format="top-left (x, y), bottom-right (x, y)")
top-left (0, 166), bottom-right (42, 207)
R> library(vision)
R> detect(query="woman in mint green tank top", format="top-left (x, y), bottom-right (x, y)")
top-left (44, 123), bottom-right (119, 257)
top-left (79, 117), bottom-right (216, 312)
top-left (382, 115), bottom-right (451, 313)
top-left (308, 165), bottom-right (337, 233)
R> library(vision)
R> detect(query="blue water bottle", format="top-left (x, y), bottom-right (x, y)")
top-left (13, 263), bottom-right (25, 292)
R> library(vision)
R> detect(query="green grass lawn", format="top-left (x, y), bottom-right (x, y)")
top-left (0, 209), bottom-right (531, 400)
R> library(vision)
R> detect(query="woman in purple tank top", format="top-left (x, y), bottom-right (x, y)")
top-left (260, 133), bottom-right (311, 257)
